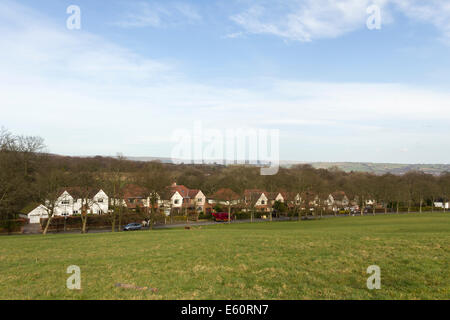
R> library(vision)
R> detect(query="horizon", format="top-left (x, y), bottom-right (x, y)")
top-left (50, 153), bottom-right (449, 166)
top-left (2, 0), bottom-right (450, 163)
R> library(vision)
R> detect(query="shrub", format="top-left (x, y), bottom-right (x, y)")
top-left (234, 211), bottom-right (251, 220)
top-left (198, 212), bottom-right (213, 220)
top-left (40, 213), bottom-right (150, 231)
top-left (0, 219), bottom-right (27, 234)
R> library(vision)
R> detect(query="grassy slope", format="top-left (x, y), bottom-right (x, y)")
top-left (0, 213), bottom-right (449, 300)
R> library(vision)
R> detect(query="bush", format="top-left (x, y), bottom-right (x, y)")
top-left (234, 211), bottom-right (251, 220)
top-left (0, 219), bottom-right (27, 234)
top-left (40, 213), bottom-right (150, 231)
top-left (198, 212), bottom-right (213, 220)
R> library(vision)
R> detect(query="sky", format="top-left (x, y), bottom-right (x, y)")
top-left (1, 0), bottom-right (450, 164)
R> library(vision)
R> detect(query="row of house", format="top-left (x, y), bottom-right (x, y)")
top-left (27, 182), bottom-right (449, 223)
top-left (28, 183), bottom-right (207, 223)
top-left (28, 188), bottom-right (109, 223)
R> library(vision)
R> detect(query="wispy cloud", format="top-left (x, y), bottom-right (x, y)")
top-left (114, 1), bottom-right (201, 28)
top-left (394, 0), bottom-right (450, 42)
top-left (230, 0), bottom-right (389, 42)
top-left (230, 0), bottom-right (450, 42)
top-left (223, 31), bottom-right (244, 39)
top-left (1, 0), bottom-right (450, 162)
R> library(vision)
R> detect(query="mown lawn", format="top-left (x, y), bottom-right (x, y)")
top-left (0, 213), bottom-right (449, 300)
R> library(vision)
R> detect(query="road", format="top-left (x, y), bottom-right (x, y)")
top-left (43, 217), bottom-right (291, 234)
top-left (15, 211), bottom-right (445, 235)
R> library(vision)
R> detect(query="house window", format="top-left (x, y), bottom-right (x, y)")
top-left (261, 200), bottom-right (265, 205)
top-left (61, 200), bottom-right (70, 205)
top-left (174, 199), bottom-right (179, 204)
top-left (197, 198), bottom-right (202, 203)
top-left (98, 199), bottom-right (103, 203)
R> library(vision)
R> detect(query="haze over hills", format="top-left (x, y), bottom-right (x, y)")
top-left (125, 157), bottom-right (450, 175)
top-left (300, 162), bottom-right (450, 175)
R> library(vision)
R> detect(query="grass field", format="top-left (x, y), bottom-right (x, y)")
top-left (0, 213), bottom-right (449, 300)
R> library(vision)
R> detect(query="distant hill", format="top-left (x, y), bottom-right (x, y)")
top-left (126, 157), bottom-right (449, 175)
top-left (302, 162), bottom-right (450, 175)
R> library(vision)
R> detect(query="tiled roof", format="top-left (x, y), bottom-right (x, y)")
top-left (170, 184), bottom-right (190, 198)
top-left (331, 191), bottom-right (348, 201)
top-left (58, 187), bottom-right (100, 199)
top-left (244, 189), bottom-right (266, 198)
top-left (188, 189), bottom-right (200, 198)
top-left (122, 184), bottom-right (149, 199)
top-left (210, 188), bottom-right (240, 201)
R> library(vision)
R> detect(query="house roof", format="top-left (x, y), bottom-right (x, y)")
top-left (159, 188), bottom-right (178, 200)
top-left (331, 191), bottom-right (348, 201)
top-left (244, 189), bottom-right (266, 199)
top-left (267, 192), bottom-right (285, 201)
top-left (281, 192), bottom-right (299, 201)
top-left (188, 189), bottom-right (201, 198)
top-left (161, 182), bottom-right (204, 200)
top-left (243, 189), bottom-right (268, 206)
top-left (300, 191), bottom-right (317, 200)
top-left (210, 188), bottom-right (240, 201)
top-left (20, 202), bottom-right (41, 214)
top-left (122, 184), bottom-right (149, 199)
top-left (58, 187), bottom-right (100, 199)
top-left (170, 183), bottom-right (190, 198)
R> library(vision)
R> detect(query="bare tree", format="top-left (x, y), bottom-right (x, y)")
top-left (36, 170), bottom-right (68, 235)
top-left (211, 188), bottom-right (240, 224)
top-left (103, 154), bottom-right (128, 232)
top-left (138, 161), bottom-right (171, 230)
top-left (0, 128), bottom-right (46, 228)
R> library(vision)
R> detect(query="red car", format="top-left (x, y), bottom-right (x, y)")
top-left (212, 212), bottom-right (232, 222)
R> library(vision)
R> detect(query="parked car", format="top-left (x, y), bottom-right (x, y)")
top-left (212, 212), bottom-right (232, 222)
top-left (123, 223), bottom-right (142, 231)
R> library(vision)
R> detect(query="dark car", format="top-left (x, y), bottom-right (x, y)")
top-left (123, 223), bottom-right (142, 231)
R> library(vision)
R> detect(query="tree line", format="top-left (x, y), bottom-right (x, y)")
top-left (1, 128), bottom-right (449, 230)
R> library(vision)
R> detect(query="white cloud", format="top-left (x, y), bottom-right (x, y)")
top-left (230, 0), bottom-right (450, 42)
top-left (393, 0), bottom-right (450, 42)
top-left (1, 1), bottom-right (450, 162)
top-left (223, 31), bottom-right (244, 39)
top-left (230, 0), bottom-right (390, 42)
top-left (114, 1), bottom-right (201, 28)
top-left (265, 80), bottom-right (450, 121)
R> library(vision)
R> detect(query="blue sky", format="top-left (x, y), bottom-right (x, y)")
top-left (1, 0), bottom-right (450, 163)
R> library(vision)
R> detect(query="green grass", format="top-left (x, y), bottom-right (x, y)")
top-left (0, 213), bottom-right (449, 299)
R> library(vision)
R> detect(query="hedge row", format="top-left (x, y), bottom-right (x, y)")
top-left (40, 213), bottom-right (160, 231)
top-left (40, 212), bottom-right (209, 231)
top-left (0, 219), bottom-right (27, 234)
